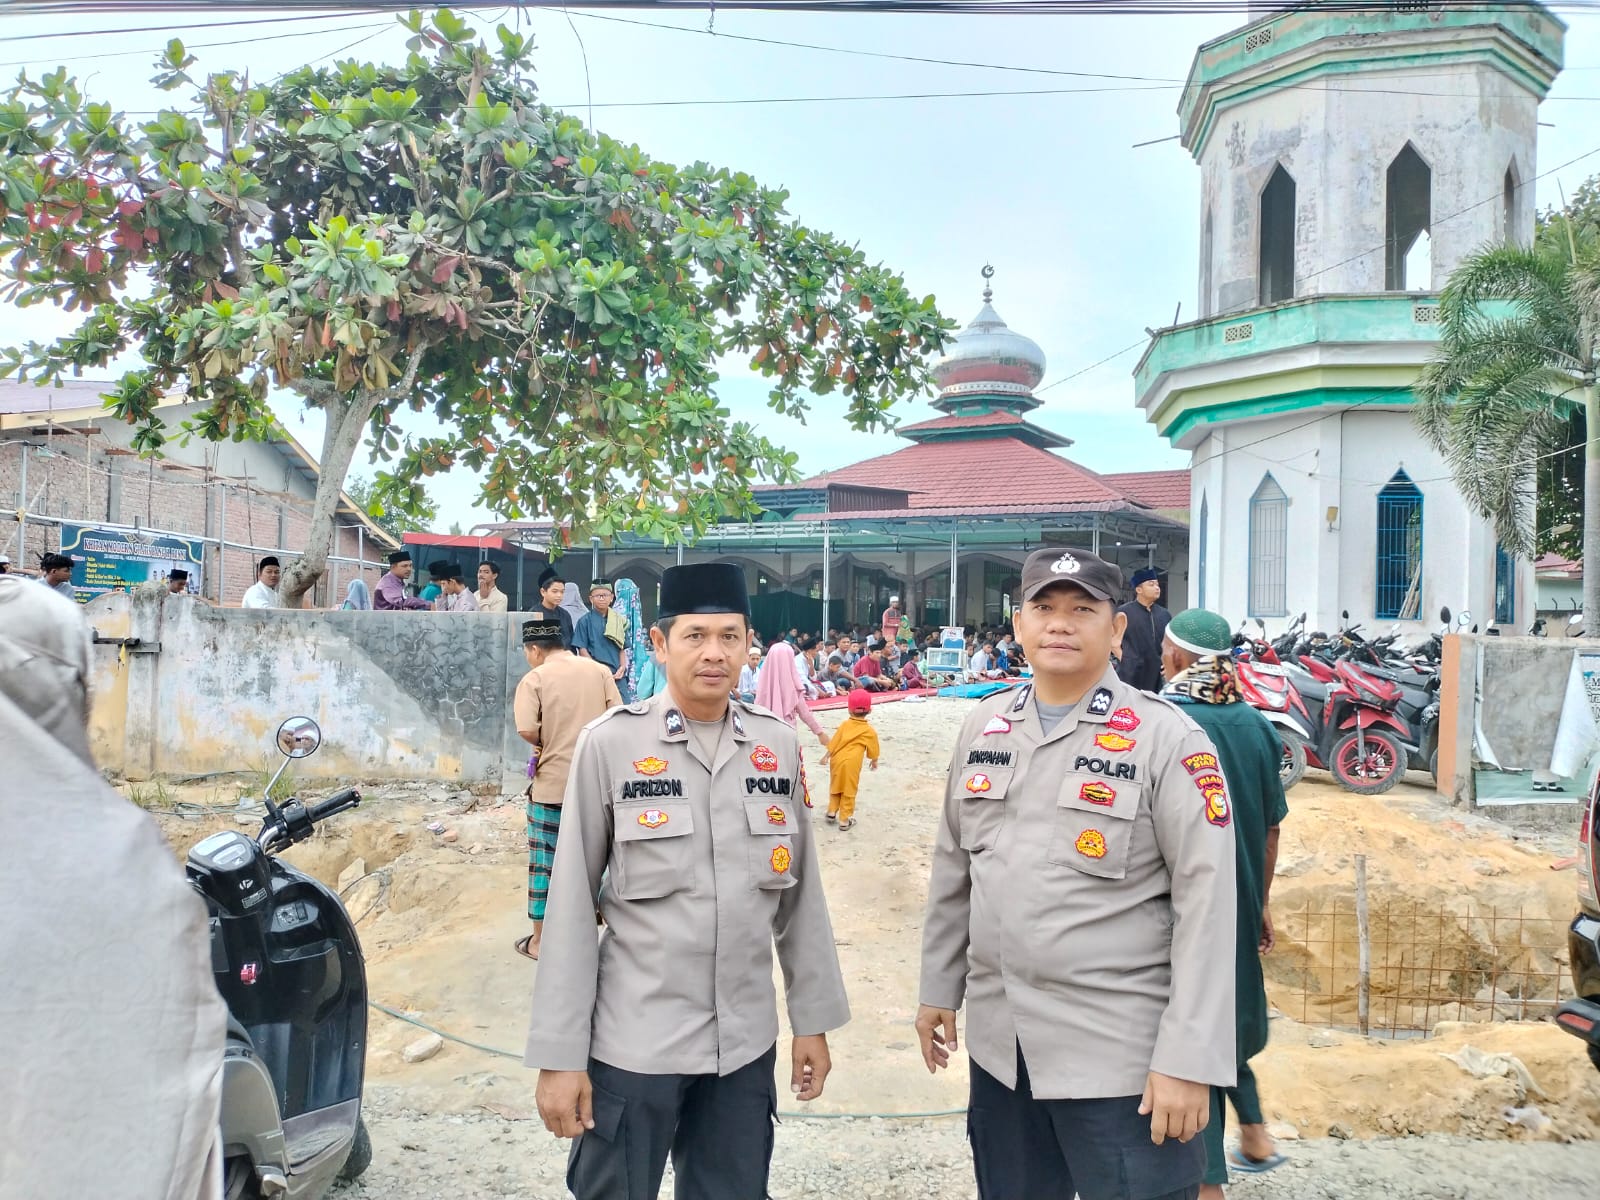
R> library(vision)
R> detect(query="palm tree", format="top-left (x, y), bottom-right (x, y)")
top-left (1415, 222), bottom-right (1600, 616)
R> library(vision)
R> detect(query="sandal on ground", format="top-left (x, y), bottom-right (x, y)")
top-left (1226, 1149), bottom-right (1287, 1174)
top-left (513, 934), bottom-right (540, 961)
top-left (825, 813), bottom-right (837, 822)
top-left (839, 818), bottom-right (856, 831)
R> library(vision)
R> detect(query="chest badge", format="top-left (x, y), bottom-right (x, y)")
top-left (1075, 829), bottom-right (1108, 859)
top-left (633, 756), bottom-right (669, 776)
top-left (638, 809), bottom-right (669, 829)
top-left (1108, 707), bottom-right (1141, 733)
top-left (770, 845), bottom-right (792, 873)
top-left (965, 773), bottom-right (993, 794)
top-left (1079, 782), bottom-right (1116, 807)
top-left (750, 745), bottom-right (779, 772)
top-left (982, 715), bottom-right (1012, 736)
top-left (1094, 732), bottom-right (1136, 753)
top-left (766, 804), bottom-right (787, 826)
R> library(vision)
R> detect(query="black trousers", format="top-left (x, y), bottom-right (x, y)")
top-left (968, 1046), bottom-right (1205, 1200)
top-left (565, 1045), bottom-right (777, 1200)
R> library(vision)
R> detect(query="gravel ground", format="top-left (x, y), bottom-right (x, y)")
top-left (335, 1089), bottom-right (1600, 1200)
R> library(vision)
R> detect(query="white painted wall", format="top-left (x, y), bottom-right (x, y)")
top-left (1189, 411), bottom-right (1533, 635)
top-left (1197, 60), bottom-right (1540, 315)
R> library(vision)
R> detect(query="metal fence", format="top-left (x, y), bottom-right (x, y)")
top-left (1266, 857), bottom-right (1570, 1037)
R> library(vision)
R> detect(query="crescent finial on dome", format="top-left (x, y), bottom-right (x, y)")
top-left (981, 263), bottom-right (995, 303)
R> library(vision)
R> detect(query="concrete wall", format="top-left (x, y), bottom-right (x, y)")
top-left (1190, 409), bottom-right (1533, 634)
top-left (1438, 633), bottom-right (1600, 811)
top-left (1197, 59), bottom-right (1539, 315)
top-left (87, 590), bottom-right (532, 789)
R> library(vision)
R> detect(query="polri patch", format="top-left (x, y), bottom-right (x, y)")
top-left (982, 715), bottom-right (1013, 736)
top-left (637, 808), bottom-right (670, 829)
top-left (750, 745), bottom-right (779, 773)
top-left (1094, 732), bottom-right (1136, 753)
top-left (1079, 781), bottom-right (1116, 807)
top-left (766, 805), bottom-right (788, 826)
top-left (1088, 688), bottom-right (1113, 716)
top-left (965, 773), bottom-right (993, 794)
top-left (745, 776), bottom-right (793, 796)
top-left (1075, 829), bottom-right (1108, 859)
top-left (633, 756), bottom-right (669, 777)
top-left (1108, 707), bottom-right (1141, 733)
top-left (1182, 751), bottom-right (1219, 775)
top-left (966, 749), bottom-right (1015, 767)
top-left (1073, 755), bottom-right (1138, 782)
top-left (770, 845), bottom-right (792, 874)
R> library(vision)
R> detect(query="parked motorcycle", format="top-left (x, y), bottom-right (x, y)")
top-left (1235, 618), bottom-right (1316, 790)
top-left (186, 717), bottom-right (370, 1200)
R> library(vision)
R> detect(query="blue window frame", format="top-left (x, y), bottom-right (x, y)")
top-left (1494, 543), bottom-right (1515, 625)
top-left (1197, 493), bottom-right (1209, 610)
top-left (1248, 474), bottom-right (1288, 617)
top-left (1375, 470), bottom-right (1424, 619)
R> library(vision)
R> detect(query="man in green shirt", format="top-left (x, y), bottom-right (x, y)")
top-left (1160, 608), bottom-right (1289, 1193)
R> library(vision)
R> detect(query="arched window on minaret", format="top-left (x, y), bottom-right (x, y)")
top-left (1259, 165), bottom-right (1296, 306)
top-left (1503, 161), bottom-right (1521, 246)
top-left (1247, 474), bottom-right (1288, 617)
top-left (1386, 143), bottom-right (1432, 290)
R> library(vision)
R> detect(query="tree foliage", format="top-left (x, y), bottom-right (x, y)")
top-left (0, 9), bottom-right (951, 602)
top-left (1415, 211), bottom-right (1600, 618)
top-left (345, 473), bottom-right (438, 542)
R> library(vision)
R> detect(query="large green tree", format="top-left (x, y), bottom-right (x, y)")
top-left (1415, 218), bottom-right (1600, 614)
top-left (0, 9), bottom-right (950, 603)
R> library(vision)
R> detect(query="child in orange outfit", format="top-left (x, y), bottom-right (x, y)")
top-left (821, 688), bottom-right (880, 831)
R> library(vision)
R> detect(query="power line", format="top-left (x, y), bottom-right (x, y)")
top-left (0, 18), bottom-right (396, 71)
top-left (0, 9), bottom-right (389, 42)
top-left (9, 1), bottom-right (1600, 15)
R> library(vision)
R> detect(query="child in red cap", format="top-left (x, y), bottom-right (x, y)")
top-left (821, 688), bottom-right (881, 831)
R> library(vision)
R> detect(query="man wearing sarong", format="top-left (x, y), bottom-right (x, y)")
top-left (514, 617), bottom-right (621, 960)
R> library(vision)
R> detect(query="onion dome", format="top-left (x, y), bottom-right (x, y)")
top-left (930, 265), bottom-right (1047, 412)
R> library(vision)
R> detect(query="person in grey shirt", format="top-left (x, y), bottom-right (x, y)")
top-left (917, 547), bottom-right (1237, 1200)
top-left (39, 552), bottom-right (77, 601)
top-left (528, 561), bottom-right (849, 1200)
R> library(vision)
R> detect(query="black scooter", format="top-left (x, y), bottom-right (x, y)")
top-left (186, 717), bottom-right (370, 1199)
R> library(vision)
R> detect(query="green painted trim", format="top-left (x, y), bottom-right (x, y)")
top-left (1184, 3), bottom-right (1563, 102)
top-left (1151, 363), bottom-right (1421, 433)
top-left (1134, 295), bottom-right (1448, 396)
top-left (1188, 44), bottom-right (1556, 158)
top-left (1164, 385), bottom-right (1417, 444)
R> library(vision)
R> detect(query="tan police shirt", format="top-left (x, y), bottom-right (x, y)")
top-left (525, 691), bottom-right (850, 1077)
top-left (919, 665), bottom-right (1238, 1099)
top-left (514, 650), bottom-right (622, 808)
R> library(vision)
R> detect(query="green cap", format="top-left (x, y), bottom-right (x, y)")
top-left (1166, 608), bottom-right (1233, 656)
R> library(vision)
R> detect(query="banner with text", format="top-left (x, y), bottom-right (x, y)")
top-left (59, 523), bottom-right (205, 601)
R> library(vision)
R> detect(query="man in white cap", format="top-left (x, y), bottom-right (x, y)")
top-left (880, 593), bottom-right (903, 648)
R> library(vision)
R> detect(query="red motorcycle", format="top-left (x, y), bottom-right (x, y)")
top-left (1234, 621), bottom-right (1316, 789)
top-left (1322, 658), bottom-right (1410, 794)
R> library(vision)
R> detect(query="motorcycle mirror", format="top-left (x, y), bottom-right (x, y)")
top-left (275, 716), bottom-right (322, 760)
top-left (1297, 612), bottom-right (1307, 625)
top-left (1572, 612), bottom-right (1586, 626)
top-left (1255, 618), bottom-right (1266, 632)
top-left (1440, 606), bottom-right (1451, 624)
top-left (1458, 610), bottom-right (1471, 628)
top-left (1341, 609), bottom-right (1350, 621)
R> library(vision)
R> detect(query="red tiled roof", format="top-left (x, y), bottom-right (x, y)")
top-left (898, 411), bottom-right (1026, 433)
top-left (805, 437), bottom-right (1139, 513)
top-left (1535, 552), bottom-right (1581, 576)
top-left (1102, 469), bottom-right (1191, 510)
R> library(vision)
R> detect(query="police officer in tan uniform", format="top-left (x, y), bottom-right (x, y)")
top-left (527, 561), bottom-right (849, 1200)
top-left (917, 548), bottom-right (1237, 1200)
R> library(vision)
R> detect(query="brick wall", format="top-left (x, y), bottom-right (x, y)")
top-left (1, 436), bottom-right (389, 605)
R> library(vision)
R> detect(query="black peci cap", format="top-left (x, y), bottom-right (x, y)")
top-left (169, 568), bottom-right (189, 581)
top-left (388, 550), bottom-right (412, 566)
top-left (1019, 548), bottom-right (1123, 605)
top-left (537, 565), bottom-right (565, 588)
top-left (522, 619), bottom-right (564, 644)
top-left (658, 562), bottom-right (752, 621)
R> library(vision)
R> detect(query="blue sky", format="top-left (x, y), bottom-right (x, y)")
top-left (4, 3), bottom-right (1598, 527)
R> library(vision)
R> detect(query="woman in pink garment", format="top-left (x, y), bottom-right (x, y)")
top-left (754, 640), bottom-right (829, 748)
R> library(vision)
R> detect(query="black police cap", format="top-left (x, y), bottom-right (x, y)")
top-left (658, 563), bottom-right (751, 621)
